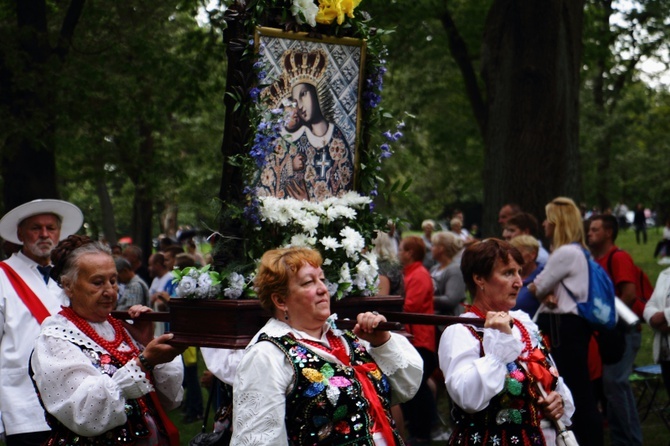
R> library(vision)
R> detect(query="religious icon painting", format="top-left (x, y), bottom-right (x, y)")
top-left (253, 26), bottom-right (366, 202)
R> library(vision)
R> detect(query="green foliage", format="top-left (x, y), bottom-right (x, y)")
top-left (355, 0), bottom-right (486, 228)
top-left (51, 1), bottom-right (227, 238)
top-left (580, 0), bottom-right (670, 211)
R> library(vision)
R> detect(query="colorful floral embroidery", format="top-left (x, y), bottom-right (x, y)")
top-left (334, 420), bottom-right (350, 434)
top-left (289, 345), bottom-right (310, 367)
top-left (302, 363), bottom-right (353, 404)
top-left (83, 349), bottom-right (118, 376)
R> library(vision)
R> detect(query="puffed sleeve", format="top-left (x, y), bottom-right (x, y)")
top-left (554, 375), bottom-right (575, 426)
top-left (31, 334), bottom-right (183, 436)
top-left (438, 324), bottom-right (522, 413)
top-left (201, 347), bottom-right (245, 386)
top-left (231, 342), bottom-right (294, 446)
top-left (148, 355), bottom-right (184, 411)
top-left (366, 332), bottom-right (423, 404)
top-left (643, 269), bottom-right (670, 324)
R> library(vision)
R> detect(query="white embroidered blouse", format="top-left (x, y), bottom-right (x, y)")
top-left (31, 313), bottom-right (184, 437)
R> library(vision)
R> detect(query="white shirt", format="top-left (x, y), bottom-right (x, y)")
top-left (31, 313), bottom-right (184, 437)
top-left (201, 347), bottom-right (245, 386)
top-left (643, 267), bottom-right (670, 362)
top-left (149, 272), bottom-right (173, 337)
top-left (0, 251), bottom-right (68, 436)
top-left (533, 243), bottom-right (588, 315)
top-left (230, 318), bottom-right (423, 446)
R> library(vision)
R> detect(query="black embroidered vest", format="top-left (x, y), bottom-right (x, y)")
top-left (259, 331), bottom-right (403, 446)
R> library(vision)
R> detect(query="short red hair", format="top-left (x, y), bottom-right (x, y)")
top-left (401, 236), bottom-right (426, 263)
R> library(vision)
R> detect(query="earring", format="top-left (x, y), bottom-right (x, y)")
top-left (284, 310), bottom-right (289, 321)
top-left (480, 286), bottom-right (484, 291)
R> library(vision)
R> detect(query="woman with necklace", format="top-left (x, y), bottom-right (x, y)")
top-left (30, 235), bottom-right (185, 445)
top-left (230, 246), bottom-right (423, 446)
top-left (438, 239), bottom-right (574, 446)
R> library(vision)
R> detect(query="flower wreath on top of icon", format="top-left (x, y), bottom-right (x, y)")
top-left (173, 0), bottom-right (407, 300)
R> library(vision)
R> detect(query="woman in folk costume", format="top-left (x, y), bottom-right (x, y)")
top-left (439, 239), bottom-right (575, 446)
top-left (230, 246), bottom-right (423, 445)
top-left (31, 235), bottom-right (185, 445)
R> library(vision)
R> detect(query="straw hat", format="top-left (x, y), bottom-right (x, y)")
top-left (0, 199), bottom-right (84, 245)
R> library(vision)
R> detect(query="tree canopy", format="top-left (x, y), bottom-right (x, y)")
top-left (0, 0), bottom-right (668, 249)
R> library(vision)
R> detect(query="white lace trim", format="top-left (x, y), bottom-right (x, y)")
top-left (369, 334), bottom-right (411, 375)
top-left (41, 313), bottom-right (141, 357)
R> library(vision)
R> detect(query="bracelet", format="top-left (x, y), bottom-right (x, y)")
top-left (138, 353), bottom-right (154, 372)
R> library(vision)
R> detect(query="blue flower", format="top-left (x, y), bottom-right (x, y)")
top-left (249, 87), bottom-right (260, 101)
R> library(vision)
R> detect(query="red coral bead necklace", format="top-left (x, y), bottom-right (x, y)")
top-left (60, 306), bottom-right (139, 365)
top-left (468, 305), bottom-right (533, 358)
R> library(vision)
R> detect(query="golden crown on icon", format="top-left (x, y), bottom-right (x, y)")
top-left (262, 48), bottom-right (329, 109)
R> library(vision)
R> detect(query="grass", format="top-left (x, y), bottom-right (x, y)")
top-left (2, 227), bottom-right (669, 445)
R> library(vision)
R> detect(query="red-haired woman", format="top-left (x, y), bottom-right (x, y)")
top-left (398, 236), bottom-right (437, 445)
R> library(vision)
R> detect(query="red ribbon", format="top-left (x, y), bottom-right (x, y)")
top-left (325, 333), bottom-right (396, 446)
top-left (522, 348), bottom-right (556, 393)
top-left (0, 262), bottom-right (51, 323)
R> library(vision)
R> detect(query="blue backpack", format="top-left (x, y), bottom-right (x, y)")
top-left (562, 246), bottom-right (617, 330)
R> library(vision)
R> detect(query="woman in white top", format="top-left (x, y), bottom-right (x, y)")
top-left (527, 197), bottom-right (603, 446)
top-left (230, 247), bottom-right (423, 446)
top-left (31, 235), bottom-right (185, 445)
top-left (438, 238), bottom-right (574, 446)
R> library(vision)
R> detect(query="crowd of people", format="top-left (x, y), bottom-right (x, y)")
top-left (1, 196), bottom-right (670, 446)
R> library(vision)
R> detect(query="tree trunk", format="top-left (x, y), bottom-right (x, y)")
top-left (161, 203), bottom-right (179, 238)
top-left (2, 1), bottom-right (58, 209)
top-left (215, 3), bottom-right (254, 267)
top-left (95, 169), bottom-right (118, 246)
top-left (129, 121), bottom-right (155, 266)
top-left (0, 0), bottom-right (84, 211)
top-left (480, 0), bottom-right (584, 236)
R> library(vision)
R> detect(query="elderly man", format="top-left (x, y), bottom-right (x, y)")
top-left (0, 199), bottom-right (83, 446)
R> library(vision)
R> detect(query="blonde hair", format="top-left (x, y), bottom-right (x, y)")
top-left (421, 219), bottom-right (435, 230)
top-left (373, 231), bottom-right (397, 261)
top-left (431, 231), bottom-right (463, 258)
top-left (509, 234), bottom-right (540, 254)
top-left (545, 196), bottom-right (585, 249)
top-left (254, 247), bottom-right (323, 313)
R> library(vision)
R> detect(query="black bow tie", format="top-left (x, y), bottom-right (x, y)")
top-left (37, 265), bottom-right (52, 284)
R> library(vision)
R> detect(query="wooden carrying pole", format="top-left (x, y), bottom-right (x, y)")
top-left (110, 310), bottom-right (485, 330)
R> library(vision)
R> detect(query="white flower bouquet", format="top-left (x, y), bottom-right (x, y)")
top-left (256, 191), bottom-right (380, 299)
top-left (172, 264), bottom-right (255, 300)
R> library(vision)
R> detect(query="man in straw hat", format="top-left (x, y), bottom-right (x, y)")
top-left (0, 199), bottom-right (83, 445)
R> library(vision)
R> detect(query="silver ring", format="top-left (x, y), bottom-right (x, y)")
top-left (372, 311), bottom-right (379, 316)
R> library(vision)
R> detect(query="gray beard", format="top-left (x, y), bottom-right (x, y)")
top-left (23, 240), bottom-right (55, 261)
